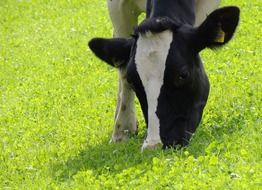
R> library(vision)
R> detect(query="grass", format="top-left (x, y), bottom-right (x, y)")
top-left (0, 0), bottom-right (261, 189)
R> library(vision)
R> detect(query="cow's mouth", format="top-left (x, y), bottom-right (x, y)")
top-left (162, 137), bottom-right (190, 149)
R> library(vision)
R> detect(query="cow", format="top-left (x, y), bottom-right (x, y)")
top-left (88, 0), bottom-right (240, 150)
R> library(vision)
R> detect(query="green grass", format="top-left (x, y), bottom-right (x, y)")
top-left (0, 0), bottom-right (261, 189)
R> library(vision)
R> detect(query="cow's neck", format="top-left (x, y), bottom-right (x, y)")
top-left (147, 0), bottom-right (195, 26)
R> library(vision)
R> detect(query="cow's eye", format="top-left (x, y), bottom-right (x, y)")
top-left (178, 71), bottom-right (190, 80)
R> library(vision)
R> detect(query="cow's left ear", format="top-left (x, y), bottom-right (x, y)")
top-left (88, 37), bottom-right (134, 68)
top-left (193, 6), bottom-right (240, 52)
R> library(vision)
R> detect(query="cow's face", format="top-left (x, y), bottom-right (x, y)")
top-left (126, 25), bottom-right (211, 147)
top-left (88, 7), bottom-right (240, 148)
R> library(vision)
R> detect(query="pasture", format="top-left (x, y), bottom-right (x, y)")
top-left (0, 0), bottom-right (261, 189)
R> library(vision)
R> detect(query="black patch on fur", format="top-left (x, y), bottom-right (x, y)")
top-left (134, 17), bottom-right (182, 35)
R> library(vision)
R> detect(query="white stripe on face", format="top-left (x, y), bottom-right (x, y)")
top-left (135, 30), bottom-right (173, 149)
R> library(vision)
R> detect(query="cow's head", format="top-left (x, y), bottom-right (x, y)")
top-left (88, 7), bottom-right (240, 148)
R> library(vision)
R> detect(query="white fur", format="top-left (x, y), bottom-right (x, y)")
top-left (107, 0), bottom-right (145, 37)
top-left (135, 31), bottom-right (173, 150)
top-left (111, 69), bottom-right (137, 142)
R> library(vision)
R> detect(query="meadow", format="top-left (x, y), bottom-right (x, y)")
top-left (0, 0), bottom-right (261, 189)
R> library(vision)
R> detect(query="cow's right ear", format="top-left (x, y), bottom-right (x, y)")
top-left (88, 38), bottom-right (134, 68)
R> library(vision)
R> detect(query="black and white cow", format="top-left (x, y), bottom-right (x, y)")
top-left (88, 0), bottom-right (240, 150)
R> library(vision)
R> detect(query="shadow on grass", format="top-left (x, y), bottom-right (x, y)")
top-left (52, 135), bottom-right (207, 182)
top-left (52, 114), bottom-right (242, 182)
top-left (51, 136), bottom-right (162, 182)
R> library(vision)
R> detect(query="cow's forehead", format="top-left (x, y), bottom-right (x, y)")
top-left (135, 30), bottom-right (173, 79)
top-left (135, 30), bottom-right (173, 143)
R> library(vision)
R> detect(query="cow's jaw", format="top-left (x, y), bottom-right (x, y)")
top-left (135, 30), bottom-right (173, 150)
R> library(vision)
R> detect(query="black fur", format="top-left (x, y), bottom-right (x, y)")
top-left (88, 38), bottom-right (134, 67)
top-left (148, 0), bottom-right (195, 25)
top-left (134, 17), bottom-right (181, 35)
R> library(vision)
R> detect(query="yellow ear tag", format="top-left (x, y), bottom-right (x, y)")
top-left (215, 27), bottom-right (225, 43)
